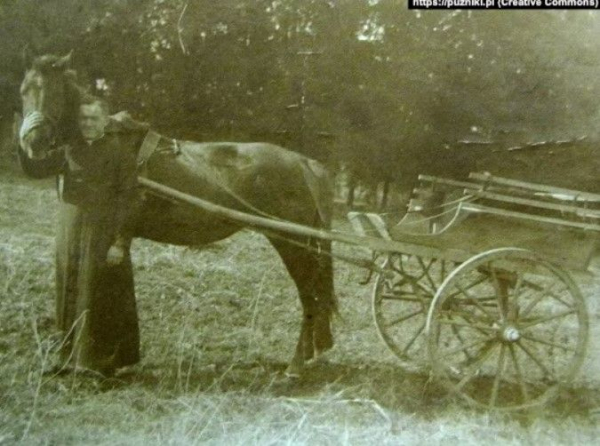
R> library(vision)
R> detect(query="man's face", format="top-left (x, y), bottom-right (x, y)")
top-left (78, 103), bottom-right (109, 141)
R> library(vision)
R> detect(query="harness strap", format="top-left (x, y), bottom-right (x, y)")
top-left (347, 212), bottom-right (391, 240)
top-left (136, 130), bottom-right (162, 173)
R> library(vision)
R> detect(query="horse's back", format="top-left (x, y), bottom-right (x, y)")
top-left (180, 141), bottom-right (307, 173)
top-left (136, 139), bottom-right (332, 246)
top-left (179, 140), bottom-right (331, 222)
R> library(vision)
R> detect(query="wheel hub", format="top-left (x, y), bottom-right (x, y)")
top-left (501, 325), bottom-right (520, 342)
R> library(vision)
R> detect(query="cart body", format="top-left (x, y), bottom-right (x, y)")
top-left (351, 172), bottom-right (600, 410)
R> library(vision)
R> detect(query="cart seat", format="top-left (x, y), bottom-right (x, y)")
top-left (347, 172), bottom-right (600, 271)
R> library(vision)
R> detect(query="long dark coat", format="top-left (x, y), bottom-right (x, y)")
top-left (21, 132), bottom-right (141, 373)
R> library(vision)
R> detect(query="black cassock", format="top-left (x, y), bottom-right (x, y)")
top-left (20, 133), bottom-right (140, 374)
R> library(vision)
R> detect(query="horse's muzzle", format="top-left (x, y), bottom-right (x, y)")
top-left (25, 145), bottom-right (49, 160)
top-left (19, 112), bottom-right (55, 160)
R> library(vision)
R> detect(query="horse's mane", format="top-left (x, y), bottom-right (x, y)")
top-left (61, 71), bottom-right (84, 142)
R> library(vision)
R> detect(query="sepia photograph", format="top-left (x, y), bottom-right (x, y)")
top-left (1, 0), bottom-right (600, 444)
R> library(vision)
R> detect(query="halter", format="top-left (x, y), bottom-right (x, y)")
top-left (19, 111), bottom-right (57, 149)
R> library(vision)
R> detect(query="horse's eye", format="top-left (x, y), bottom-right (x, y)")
top-left (20, 84), bottom-right (36, 96)
top-left (20, 72), bottom-right (43, 95)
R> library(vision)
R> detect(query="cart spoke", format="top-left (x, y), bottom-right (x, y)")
top-left (489, 263), bottom-right (502, 295)
top-left (519, 333), bottom-right (577, 352)
top-left (412, 279), bottom-right (436, 298)
top-left (456, 296), bottom-right (499, 310)
top-left (391, 257), bottom-right (410, 276)
top-left (438, 335), bottom-right (496, 360)
top-left (447, 275), bottom-right (489, 300)
top-left (454, 343), bottom-right (498, 391)
top-left (512, 275), bottom-right (524, 300)
top-left (453, 283), bottom-right (498, 321)
top-left (519, 309), bottom-right (577, 329)
top-left (417, 257), bottom-right (438, 292)
top-left (523, 280), bottom-right (572, 310)
top-left (516, 340), bottom-right (553, 379)
top-left (390, 264), bottom-right (405, 276)
top-left (450, 311), bottom-right (497, 337)
top-left (380, 293), bottom-right (425, 303)
top-left (384, 276), bottom-right (406, 289)
top-left (544, 289), bottom-right (573, 310)
top-left (462, 296), bottom-right (498, 303)
top-left (521, 282), bottom-right (556, 317)
top-left (508, 344), bottom-right (530, 404)
top-left (489, 344), bottom-right (507, 408)
top-left (489, 264), bottom-right (510, 320)
top-left (439, 317), bottom-right (497, 333)
top-left (450, 316), bottom-right (474, 360)
top-left (402, 321), bottom-right (426, 355)
top-left (386, 308), bottom-right (424, 327)
top-left (373, 255), bottom-right (441, 368)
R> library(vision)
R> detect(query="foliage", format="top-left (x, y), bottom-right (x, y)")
top-left (2, 1), bottom-right (600, 185)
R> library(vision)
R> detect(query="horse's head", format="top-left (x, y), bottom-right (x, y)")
top-left (19, 49), bottom-right (77, 160)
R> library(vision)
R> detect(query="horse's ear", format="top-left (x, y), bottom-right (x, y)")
top-left (52, 50), bottom-right (73, 70)
top-left (64, 69), bottom-right (78, 82)
top-left (22, 45), bottom-right (35, 68)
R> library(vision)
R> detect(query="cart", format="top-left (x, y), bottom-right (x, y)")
top-left (350, 172), bottom-right (599, 410)
top-left (138, 172), bottom-right (600, 411)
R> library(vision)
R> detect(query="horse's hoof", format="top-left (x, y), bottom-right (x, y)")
top-left (302, 351), bottom-right (315, 362)
top-left (284, 369), bottom-right (301, 380)
top-left (284, 364), bottom-right (302, 379)
top-left (310, 353), bottom-right (330, 366)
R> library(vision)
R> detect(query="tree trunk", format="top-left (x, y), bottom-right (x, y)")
top-left (379, 180), bottom-right (390, 211)
top-left (346, 173), bottom-right (356, 208)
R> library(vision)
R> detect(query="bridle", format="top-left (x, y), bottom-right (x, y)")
top-left (19, 66), bottom-right (72, 152)
top-left (19, 110), bottom-right (59, 151)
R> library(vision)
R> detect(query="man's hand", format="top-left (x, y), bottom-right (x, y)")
top-left (106, 245), bottom-right (125, 266)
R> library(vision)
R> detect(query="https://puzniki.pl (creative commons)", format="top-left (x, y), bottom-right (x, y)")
top-left (497, 0), bottom-right (598, 7)
top-left (409, 0), bottom-right (600, 8)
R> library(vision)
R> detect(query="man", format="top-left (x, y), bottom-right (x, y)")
top-left (37, 95), bottom-right (141, 377)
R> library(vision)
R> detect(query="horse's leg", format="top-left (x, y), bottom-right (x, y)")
top-left (268, 236), bottom-right (336, 377)
top-left (310, 238), bottom-right (335, 354)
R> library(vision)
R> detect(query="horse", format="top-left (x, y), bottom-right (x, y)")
top-left (17, 51), bottom-right (337, 377)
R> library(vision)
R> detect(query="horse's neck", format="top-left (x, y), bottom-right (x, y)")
top-left (58, 119), bottom-right (79, 144)
top-left (58, 79), bottom-right (83, 144)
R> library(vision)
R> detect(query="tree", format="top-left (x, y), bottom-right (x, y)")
top-left (3, 1), bottom-right (600, 190)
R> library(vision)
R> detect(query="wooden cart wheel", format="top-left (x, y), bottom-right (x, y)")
top-left (426, 247), bottom-right (589, 410)
top-left (373, 253), bottom-right (456, 370)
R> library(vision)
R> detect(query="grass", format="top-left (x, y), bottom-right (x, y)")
top-left (1, 172), bottom-right (600, 445)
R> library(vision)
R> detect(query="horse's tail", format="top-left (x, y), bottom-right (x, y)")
top-left (300, 158), bottom-right (334, 227)
top-left (316, 234), bottom-right (338, 317)
top-left (300, 159), bottom-right (338, 316)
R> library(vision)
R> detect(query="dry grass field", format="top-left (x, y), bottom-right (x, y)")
top-left (1, 172), bottom-right (600, 445)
